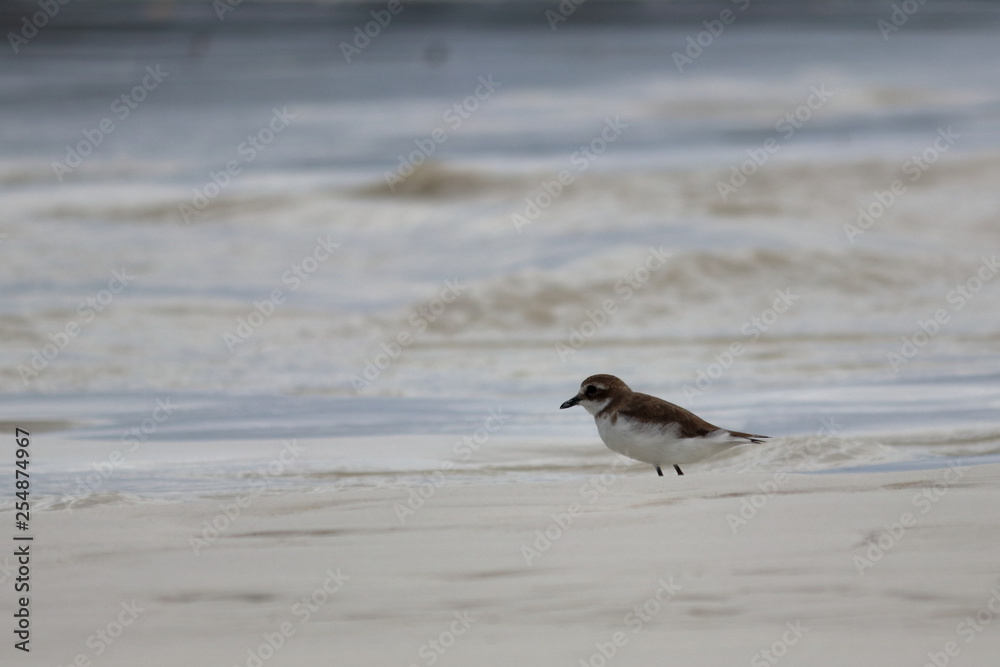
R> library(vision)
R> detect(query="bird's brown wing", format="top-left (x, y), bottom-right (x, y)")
top-left (615, 392), bottom-right (768, 442)
top-left (613, 392), bottom-right (722, 437)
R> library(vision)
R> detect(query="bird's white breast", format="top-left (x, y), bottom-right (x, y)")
top-left (594, 414), bottom-right (745, 466)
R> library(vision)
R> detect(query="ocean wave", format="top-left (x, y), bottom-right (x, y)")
top-left (350, 160), bottom-right (544, 200)
top-left (375, 245), bottom-right (992, 340)
top-left (637, 77), bottom-right (987, 122)
top-left (40, 187), bottom-right (304, 225)
top-left (12, 150), bottom-right (1000, 234)
top-left (0, 157), bottom-right (188, 187)
top-left (707, 434), bottom-right (913, 473)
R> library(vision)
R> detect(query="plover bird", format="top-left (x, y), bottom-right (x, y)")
top-left (560, 374), bottom-right (767, 476)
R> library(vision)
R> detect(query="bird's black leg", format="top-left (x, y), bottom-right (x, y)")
top-left (656, 466), bottom-right (663, 477)
top-left (674, 464), bottom-right (684, 476)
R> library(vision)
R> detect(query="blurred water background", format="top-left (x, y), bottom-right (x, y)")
top-left (3, 0), bottom-right (1000, 498)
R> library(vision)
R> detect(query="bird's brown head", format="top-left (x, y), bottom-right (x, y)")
top-left (559, 374), bottom-right (631, 415)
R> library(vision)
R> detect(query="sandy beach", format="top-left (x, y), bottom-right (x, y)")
top-left (24, 462), bottom-right (1000, 666)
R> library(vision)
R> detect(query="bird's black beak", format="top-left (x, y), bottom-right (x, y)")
top-left (560, 396), bottom-right (580, 409)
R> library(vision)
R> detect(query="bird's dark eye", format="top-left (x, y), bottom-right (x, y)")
top-left (585, 385), bottom-right (597, 396)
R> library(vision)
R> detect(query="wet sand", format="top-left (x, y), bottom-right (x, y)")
top-left (24, 462), bottom-right (1000, 666)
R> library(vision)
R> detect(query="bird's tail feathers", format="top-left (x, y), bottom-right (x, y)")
top-left (728, 431), bottom-right (769, 444)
